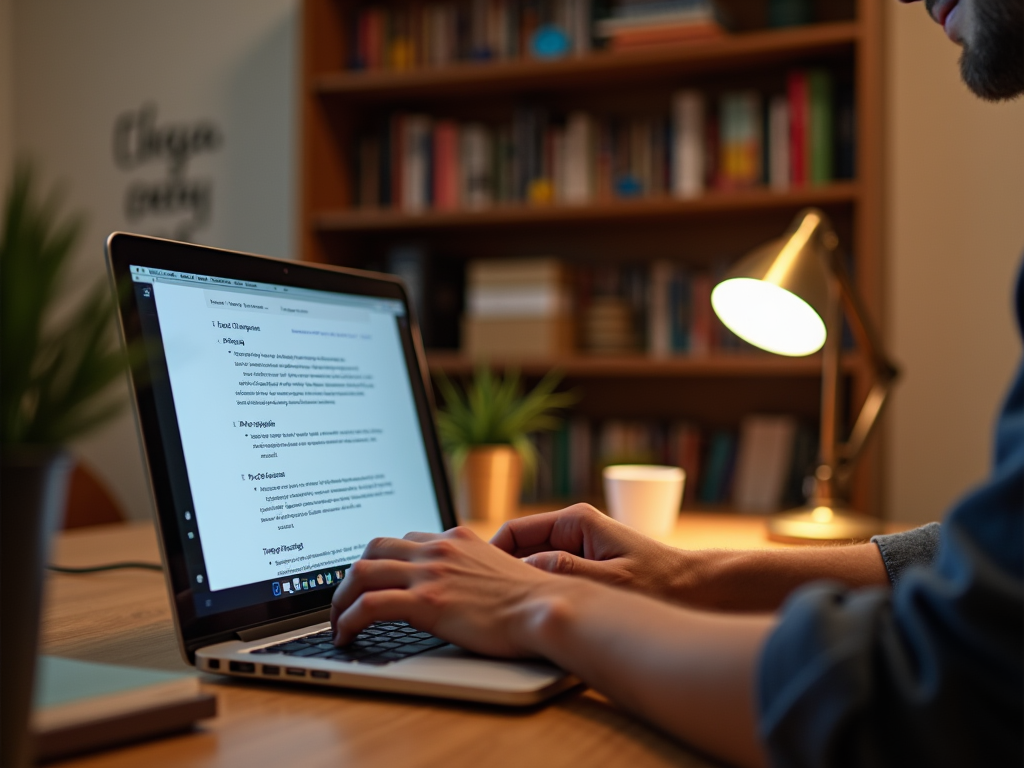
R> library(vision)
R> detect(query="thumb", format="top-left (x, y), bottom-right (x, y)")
top-left (524, 551), bottom-right (607, 579)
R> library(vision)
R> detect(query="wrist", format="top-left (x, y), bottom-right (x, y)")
top-left (665, 548), bottom-right (725, 609)
top-left (509, 575), bottom-right (592, 658)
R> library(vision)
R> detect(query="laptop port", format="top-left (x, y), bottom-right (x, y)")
top-left (207, 659), bottom-right (220, 670)
top-left (285, 667), bottom-right (306, 677)
top-left (310, 670), bottom-right (330, 679)
top-left (262, 665), bottom-right (280, 675)
top-left (229, 661), bottom-right (255, 673)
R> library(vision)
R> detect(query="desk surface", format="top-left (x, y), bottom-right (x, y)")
top-left (39, 513), bottom-right (901, 768)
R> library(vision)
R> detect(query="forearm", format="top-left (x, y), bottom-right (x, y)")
top-left (516, 578), bottom-right (774, 768)
top-left (677, 542), bottom-right (890, 612)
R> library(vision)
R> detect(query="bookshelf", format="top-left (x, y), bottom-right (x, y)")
top-left (299, 0), bottom-right (886, 514)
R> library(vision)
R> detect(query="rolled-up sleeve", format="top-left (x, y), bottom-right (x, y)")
top-left (871, 522), bottom-right (941, 585)
top-left (758, 354), bottom-right (1023, 767)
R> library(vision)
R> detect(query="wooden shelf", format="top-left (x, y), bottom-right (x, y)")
top-left (314, 21), bottom-right (860, 101)
top-left (314, 182), bottom-right (858, 233)
top-left (427, 351), bottom-right (861, 378)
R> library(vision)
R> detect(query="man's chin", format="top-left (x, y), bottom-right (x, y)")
top-left (960, 52), bottom-right (1024, 101)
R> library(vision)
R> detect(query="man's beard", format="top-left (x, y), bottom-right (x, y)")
top-left (959, 0), bottom-right (1024, 101)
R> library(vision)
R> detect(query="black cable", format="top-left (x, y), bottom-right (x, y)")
top-left (47, 561), bottom-right (163, 574)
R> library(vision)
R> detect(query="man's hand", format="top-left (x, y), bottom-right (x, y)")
top-left (330, 526), bottom-right (562, 657)
top-left (490, 503), bottom-right (696, 603)
top-left (491, 503), bottom-right (892, 611)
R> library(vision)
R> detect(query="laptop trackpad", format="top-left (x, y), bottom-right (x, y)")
top-left (386, 644), bottom-right (567, 691)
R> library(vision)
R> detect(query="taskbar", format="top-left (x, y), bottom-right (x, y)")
top-left (193, 563), bottom-right (353, 617)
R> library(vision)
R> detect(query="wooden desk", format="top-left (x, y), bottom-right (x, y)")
top-left (39, 514), bottom-right (888, 768)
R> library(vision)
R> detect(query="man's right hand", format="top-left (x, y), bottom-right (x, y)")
top-left (490, 503), bottom-right (698, 604)
top-left (491, 503), bottom-right (893, 611)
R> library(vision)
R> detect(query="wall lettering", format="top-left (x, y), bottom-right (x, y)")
top-left (113, 104), bottom-right (224, 242)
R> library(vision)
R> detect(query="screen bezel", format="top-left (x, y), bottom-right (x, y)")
top-left (106, 232), bottom-right (457, 661)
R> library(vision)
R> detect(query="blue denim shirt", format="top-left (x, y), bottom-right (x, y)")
top-left (758, 263), bottom-right (1024, 767)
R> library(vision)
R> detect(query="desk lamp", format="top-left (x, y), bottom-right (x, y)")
top-left (711, 208), bottom-right (898, 542)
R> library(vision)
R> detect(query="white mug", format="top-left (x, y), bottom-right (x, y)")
top-left (602, 464), bottom-right (685, 538)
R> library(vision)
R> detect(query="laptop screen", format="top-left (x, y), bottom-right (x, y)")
top-left (128, 263), bottom-right (444, 619)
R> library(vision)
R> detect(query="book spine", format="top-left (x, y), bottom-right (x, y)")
top-left (647, 260), bottom-right (672, 358)
top-left (564, 111), bottom-right (594, 204)
top-left (787, 69), bottom-right (808, 186)
top-left (462, 123), bottom-right (494, 209)
top-left (671, 89), bottom-right (704, 198)
top-left (808, 69), bottom-right (834, 185)
top-left (768, 94), bottom-right (791, 190)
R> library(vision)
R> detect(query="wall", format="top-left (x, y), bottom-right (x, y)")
top-left (0, 0), bottom-right (12, 187)
top-left (10, 0), bottom-right (299, 520)
top-left (885, 3), bottom-right (1024, 524)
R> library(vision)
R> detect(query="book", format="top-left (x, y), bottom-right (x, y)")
top-left (768, 95), bottom-right (791, 190)
top-left (647, 259), bottom-right (673, 357)
top-left (671, 90), bottom-right (705, 198)
top-left (356, 77), bottom-right (847, 211)
top-left (564, 111), bottom-right (596, 204)
top-left (718, 91), bottom-right (762, 188)
top-left (605, 21), bottom-right (724, 50)
top-left (463, 315), bottom-right (574, 357)
top-left (808, 69), bottom-right (834, 184)
top-left (461, 123), bottom-right (494, 209)
top-left (732, 415), bottom-right (798, 512)
top-left (467, 284), bottom-right (571, 317)
top-left (698, 429), bottom-right (737, 504)
top-left (433, 120), bottom-right (461, 210)
top-left (468, 257), bottom-right (565, 285)
top-left (32, 656), bottom-right (216, 762)
top-left (787, 70), bottom-right (809, 186)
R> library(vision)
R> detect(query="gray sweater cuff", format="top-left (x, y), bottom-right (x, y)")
top-left (871, 522), bottom-right (942, 586)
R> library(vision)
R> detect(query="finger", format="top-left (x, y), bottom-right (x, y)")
top-left (361, 536), bottom-right (421, 560)
top-left (330, 559), bottom-right (417, 630)
top-left (333, 590), bottom-right (426, 645)
top-left (404, 531), bottom-right (445, 543)
top-left (523, 550), bottom-right (615, 581)
top-left (491, 504), bottom-right (600, 556)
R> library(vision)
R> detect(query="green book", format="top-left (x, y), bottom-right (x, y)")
top-left (32, 656), bottom-right (216, 761)
top-left (808, 69), bottom-right (834, 185)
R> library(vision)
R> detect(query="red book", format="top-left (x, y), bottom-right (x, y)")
top-left (690, 271), bottom-right (714, 356)
top-left (356, 10), bottom-right (370, 69)
top-left (788, 70), bottom-right (808, 186)
top-left (608, 22), bottom-right (724, 51)
top-left (432, 121), bottom-right (459, 210)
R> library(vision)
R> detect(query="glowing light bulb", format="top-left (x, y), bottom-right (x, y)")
top-left (711, 278), bottom-right (827, 357)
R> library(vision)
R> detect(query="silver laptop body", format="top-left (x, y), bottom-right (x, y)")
top-left (106, 233), bottom-right (574, 705)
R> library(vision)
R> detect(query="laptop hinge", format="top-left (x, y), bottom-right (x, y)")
top-left (236, 609), bottom-right (331, 643)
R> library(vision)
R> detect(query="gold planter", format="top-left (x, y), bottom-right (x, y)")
top-left (457, 445), bottom-right (523, 523)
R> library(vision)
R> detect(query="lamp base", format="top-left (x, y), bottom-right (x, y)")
top-left (766, 503), bottom-right (882, 544)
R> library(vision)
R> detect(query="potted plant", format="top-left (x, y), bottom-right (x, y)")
top-left (0, 163), bottom-right (133, 768)
top-left (434, 367), bottom-right (577, 523)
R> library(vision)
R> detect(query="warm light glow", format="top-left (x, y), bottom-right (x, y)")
top-left (711, 278), bottom-right (827, 356)
top-left (812, 506), bottom-right (834, 523)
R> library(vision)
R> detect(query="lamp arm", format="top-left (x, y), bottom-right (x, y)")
top-left (828, 249), bottom-right (900, 484)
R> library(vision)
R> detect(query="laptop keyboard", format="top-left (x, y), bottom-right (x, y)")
top-left (249, 621), bottom-right (449, 666)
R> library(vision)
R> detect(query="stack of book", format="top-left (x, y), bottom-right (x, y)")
top-left (521, 415), bottom-right (817, 509)
top-left (355, 76), bottom-right (853, 211)
top-left (595, 0), bottom-right (729, 52)
top-left (349, 0), bottom-right (593, 71)
top-left (462, 258), bottom-right (574, 358)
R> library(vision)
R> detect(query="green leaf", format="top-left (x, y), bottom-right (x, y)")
top-left (432, 366), bottom-right (580, 471)
top-left (1, 161), bottom-right (135, 447)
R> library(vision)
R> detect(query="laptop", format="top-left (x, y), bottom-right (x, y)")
top-left (106, 233), bottom-right (575, 705)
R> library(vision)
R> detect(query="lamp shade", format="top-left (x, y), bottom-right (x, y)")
top-left (711, 209), bottom-right (835, 356)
